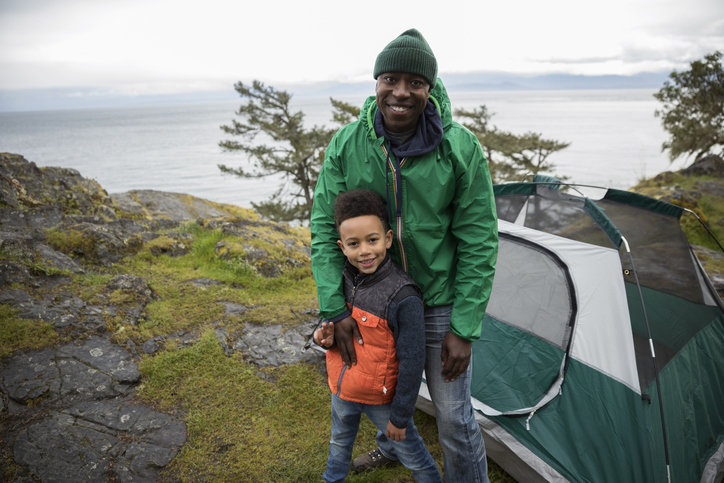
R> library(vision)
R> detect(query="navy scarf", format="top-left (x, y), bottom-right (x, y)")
top-left (374, 100), bottom-right (444, 158)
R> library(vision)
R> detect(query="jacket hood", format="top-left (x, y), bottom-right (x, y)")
top-left (361, 78), bottom-right (453, 139)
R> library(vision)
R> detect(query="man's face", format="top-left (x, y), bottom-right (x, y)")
top-left (375, 72), bottom-right (431, 133)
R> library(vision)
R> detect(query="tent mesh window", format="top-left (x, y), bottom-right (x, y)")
top-left (473, 233), bottom-right (575, 411)
top-left (596, 197), bottom-right (707, 304)
top-left (496, 187), bottom-right (616, 249)
top-left (486, 233), bottom-right (575, 350)
top-left (595, 195), bottom-right (721, 390)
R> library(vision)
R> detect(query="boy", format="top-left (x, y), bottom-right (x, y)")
top-left (314, 189), bottom-right (442, 483)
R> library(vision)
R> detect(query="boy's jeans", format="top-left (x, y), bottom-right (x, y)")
top-left (377, 304), bottom-right (490, 483)
top-left (323, 394), bottom-right (442, 483)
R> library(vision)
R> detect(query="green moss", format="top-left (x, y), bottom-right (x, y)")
top-left (45, 227), bottom-right (96, 258)
top-left (64, 271), bottom-right (115, 307)
top-left (115, 210), bottom-right (147, 220)
top-left (111, 219), bottom-right (316, 336)
top-left (0, 305), bottom-right (58, 358)
top-left (0, 246), bottom-right (72, 277)
top-left (27, 262), bottom-right (73, 277)
top-left (144, 234), bottom-right (183, 254)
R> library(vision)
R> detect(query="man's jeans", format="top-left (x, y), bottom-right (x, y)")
top-left (378, 304), bottom-right (490, 483)
top-left (323, 394), bottom-right (442, 483)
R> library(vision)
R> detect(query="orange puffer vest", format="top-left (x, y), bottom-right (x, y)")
top-left (326, 256), bottom-right (420, 405)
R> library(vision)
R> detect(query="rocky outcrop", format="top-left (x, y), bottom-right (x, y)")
top-left (680, 153), bottom-right (724, 178)
top-left (110, 189), bottom-right (241, 221)
top-left (14, 399), bottom-right (186, 483)
top-left (0, 154), bottom-right (322, 482)
top-left (3, 336), bottom-right (140, 407)
top-left (0, 153), bottom-right (108, 216)
top-left (1, 335), bottom-right (186, 483)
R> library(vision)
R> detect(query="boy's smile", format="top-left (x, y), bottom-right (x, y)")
top-left (337, 215), bottom-right (393, 275)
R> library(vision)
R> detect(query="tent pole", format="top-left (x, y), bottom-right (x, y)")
top-left (683, 207), bottom-right (724, 253)
top-left (622, 236), bottom-right (672, 483)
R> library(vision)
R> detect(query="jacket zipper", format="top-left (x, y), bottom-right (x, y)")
top-left (382, 144), bottom-right (409, 272)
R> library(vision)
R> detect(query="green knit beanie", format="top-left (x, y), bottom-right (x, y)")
top-left (374, 29), bottom-right (438, 89)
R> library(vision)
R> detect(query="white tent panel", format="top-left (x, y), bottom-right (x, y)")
top-left (498, 221), bottom-right (640, 393)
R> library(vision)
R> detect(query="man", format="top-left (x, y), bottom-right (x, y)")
top-left (311, 28), bottom-right (498, 482)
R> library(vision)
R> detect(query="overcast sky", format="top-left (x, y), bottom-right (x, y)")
top-left (1, 0), bottom-right (722, 96)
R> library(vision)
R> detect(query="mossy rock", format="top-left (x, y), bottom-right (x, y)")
top-left (147, 233), bottom-right (194, 257)
top-left (46, 223), bottom-right (144, 267)
top-left (214, 240), bottom-right (282, 277)
top-left (111, 190), bottom-right (252, 221)
top-left (1, 153), bottom-right (109, 215)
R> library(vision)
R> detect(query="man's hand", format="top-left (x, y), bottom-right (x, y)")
top-left (441, 332), bottom-right (472, 382)
top-left (334, 315), bottom-right (363, 368)
top-left (385, 420), bottom-right (406, 442)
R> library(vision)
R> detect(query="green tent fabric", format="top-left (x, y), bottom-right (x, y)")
top-left (417, 182), bottom-right (724, 482)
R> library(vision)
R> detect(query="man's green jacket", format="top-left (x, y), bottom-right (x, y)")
top-left (310, 79), bottom-right (498, 341)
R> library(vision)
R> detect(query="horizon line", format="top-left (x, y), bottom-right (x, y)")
top-left (0, 71), bottom-right (671, 113)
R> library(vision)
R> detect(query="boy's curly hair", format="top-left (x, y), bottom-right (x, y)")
top-left (334, 189), bottom-right (390, 231)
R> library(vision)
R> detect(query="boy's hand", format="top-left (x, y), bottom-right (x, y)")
top-left (385, 421), bottom-right (406, 442)
top-left (313, 321), bottom-right (335, 348)
top-left (334, 315), bottom-right (363, 368)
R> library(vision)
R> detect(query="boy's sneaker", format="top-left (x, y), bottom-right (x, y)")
top-left (351, 448), bottom-right (398, 472)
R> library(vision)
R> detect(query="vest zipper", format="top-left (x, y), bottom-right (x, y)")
top-left (337, 274), bottom-right (364, 397)
top-left (349, 273), bottom-right (362, 307)
top-left (336, 366), bottom-right (346, 397)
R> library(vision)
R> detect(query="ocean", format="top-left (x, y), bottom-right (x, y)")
top-left (0, 89), bottom-right (688, 209)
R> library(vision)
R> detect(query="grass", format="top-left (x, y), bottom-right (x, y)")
top-left (139, 330), bottom-right (516, 483)
top-left (109, 221), bottom-right (317, 342)
top-left (40, 219), bottom-right (317, 343)
top-left (0, 305), bottom-right (58, 359)
top-left (140, 331), bottom-right (328, 482)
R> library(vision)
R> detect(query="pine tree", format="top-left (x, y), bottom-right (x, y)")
top-left (219, 81), bottom-right (358, 223)
top-left (455, 106), bottom-right (569, 183)
top-left (654, 51), bottom-right (724, 162)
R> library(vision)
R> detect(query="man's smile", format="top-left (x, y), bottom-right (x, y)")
top-left (375, 73), bottom-right (430, 133)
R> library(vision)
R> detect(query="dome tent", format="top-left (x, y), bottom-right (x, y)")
top-left (418, 179), bottom-right (724, 482)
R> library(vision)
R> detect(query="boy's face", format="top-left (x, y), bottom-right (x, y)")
top-left (337, 215), bottom-right (393, 275)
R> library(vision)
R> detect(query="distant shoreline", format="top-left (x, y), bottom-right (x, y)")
top-left (0, 71), bottom-right (669, 113)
